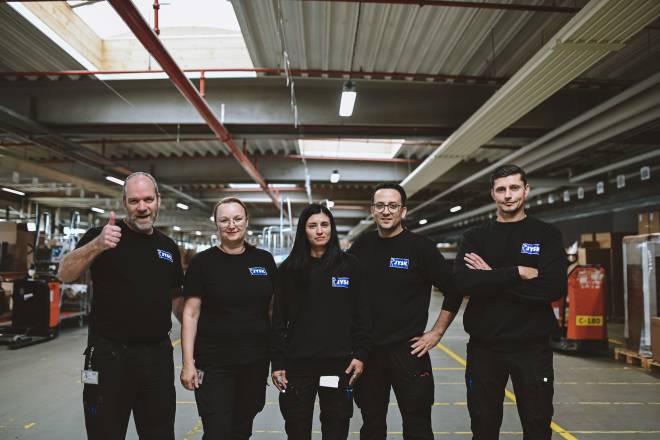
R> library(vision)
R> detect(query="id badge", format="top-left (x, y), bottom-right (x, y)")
top-left (319, 375), bottom-right (339, 388)
top-left (82, 370), bottom-right (99, 385)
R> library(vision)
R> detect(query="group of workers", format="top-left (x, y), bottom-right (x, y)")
top-left (58, 163), bottom-right (567, 440)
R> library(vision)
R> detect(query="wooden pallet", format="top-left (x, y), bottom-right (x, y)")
top-left (641, 358), bottom-right (660, 373)
top-left (613, 347), bottom-right (651, 367)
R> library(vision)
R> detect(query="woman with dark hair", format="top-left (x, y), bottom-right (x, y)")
top-left (181, 197), bottom-right (276, 440)
top-left (271, 203), bottom-right (371, 440)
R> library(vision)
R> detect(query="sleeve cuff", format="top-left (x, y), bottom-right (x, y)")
top-left (353, 348), bottom-right (368, 363)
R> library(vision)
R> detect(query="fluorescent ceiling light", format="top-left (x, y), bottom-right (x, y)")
top-left (195, 231), bottom-right (202, 236)
top-left (173, 226), bottom-right (182, 232)
top-left (228, 183), bottom-right (260, 189)
top-left (105, 176), bottom-right (125, 186)
top-left (298, 139), bottom-right (405, 159)
top-left (247, 230), bottom-right (254, 236)
top-left (326, 200), bottom-right (335, 208)
top-left (176, 202), bottom-right (190, 210)
top-left (27, 222), bottom-right (36, 232)
top-left (450, 205), bottom-right (462, 213)
top-left (418, 219), bottom-right (428, 225)
top-left (2, 187), bottom-right (26, 196)
top-left (209, 216), bottom-right (214, 221)
top-left (91, 207), bottom-right (105, 214)
top-left (339, 81), bottom-right (357, 117)
top-left (330, 170), bottom-right (340, 184)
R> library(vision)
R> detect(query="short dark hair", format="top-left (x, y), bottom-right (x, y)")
top-left (490, 164), bottom-right (527, 188)
top-left (371, 182), bottom-right (407, 207)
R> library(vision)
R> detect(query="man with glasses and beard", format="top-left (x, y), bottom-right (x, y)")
top-left (348, 183), bottom-right (461, 440)
top-left (59, 172), bottom-right (184, 440)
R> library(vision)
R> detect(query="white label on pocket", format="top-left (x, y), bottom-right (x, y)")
top-left (82, 370), bottom-right (99, 385)
top-left (319, 375), bottom-right (339, 388)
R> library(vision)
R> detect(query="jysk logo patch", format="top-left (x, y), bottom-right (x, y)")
top-left (521, 243), bottom-right (541, 255)
top-left (332, 277), bottom-right (350, 288)
top-left (389, 258), bottom-right (409, 269)
top-left (249, 267), bottom-right (268, 276)
top-left (157, 249), bottom-right (173, 262)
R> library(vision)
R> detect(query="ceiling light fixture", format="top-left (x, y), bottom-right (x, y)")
top-left (176, 202), bottom-right (189, 210)
top-left (195, 231), bottom-right (202, 236)
top-left (330, 170), bottom-right (341, 184)
top-left (450, 205), bottom-right (462, 213)
top-left (325, 200), bottom-right (335, 208)
top-left (173, 226), bottom-right (181, 232)
top-left (91, 207), bottom-right (105, 214)
top-left (1, 187), bottom-right (25, 196)
top-left (418, 218), bottom-right (428, 225)
top-left (105, 175), bottom-right (125, 186)
top-left (339, 81), bottom-right (357, 117)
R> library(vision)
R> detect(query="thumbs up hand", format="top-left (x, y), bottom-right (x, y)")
top-left (95, 211), bottom-right (122, 251)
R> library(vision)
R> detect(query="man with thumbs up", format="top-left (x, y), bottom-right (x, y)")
top-left (58, 172), bottom-right (184, 440)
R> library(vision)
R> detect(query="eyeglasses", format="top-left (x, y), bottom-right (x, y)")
top-left (372, 203), bottom-right (402, 212)
top-left (217, 217), bottom-right (246, 229)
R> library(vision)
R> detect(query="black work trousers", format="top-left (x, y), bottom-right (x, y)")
top-left (354, 341), bottom-right (434, 440)
top-left (465, 342), bottom-right (554, 440)
top-left (279, 373), bottom-right (354, 440)
top-left (82, 334), bottom-right (176, 440)
top-left (194, 359), bottom-right (269, 440)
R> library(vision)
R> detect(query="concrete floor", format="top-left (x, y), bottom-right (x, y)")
top-left (1, 293), bottom-right (659, 440)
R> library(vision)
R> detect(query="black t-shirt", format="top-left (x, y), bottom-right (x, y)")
top-left (77, 220), bottom-right (183, 344)
top-left (183, 246), bottom-right (277, 367)
top-left (453, 217), bottom-right (568, 349)
top-left (271, 253), bottom-right (371, 375)
top-left (348, 229), bottom-right (459, 347)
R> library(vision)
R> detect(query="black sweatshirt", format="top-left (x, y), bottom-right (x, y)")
top-left (270, 253), bottom-right (371, 375)
top-left (183, 246), bottom-right (277, 367)
top-left (348, 229), bottom-right (461, 347)
top-left (453, 217), bottom-right (567, 349)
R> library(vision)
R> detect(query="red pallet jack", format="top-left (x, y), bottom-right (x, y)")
top-left (0, 279), bottom-right (61, 349)
top-left (551, 265), bottom-right (609, 351)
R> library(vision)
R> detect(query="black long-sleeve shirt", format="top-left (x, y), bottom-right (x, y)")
top-left (270, 253), bottom-right (371, 374)
top-left (349, 229), bottom-right (461, 347)
top-left (453, 217), bottom-right (567, 349)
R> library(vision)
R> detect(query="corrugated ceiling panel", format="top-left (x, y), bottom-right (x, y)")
top-left (0, 5), bottom-right (85, 72)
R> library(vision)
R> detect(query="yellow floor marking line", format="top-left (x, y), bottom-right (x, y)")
top-left (184, 417), bottom-right (203, 440)
top-left (24, 423), bottom-right (35, 429)
top-left (608, 338), bottom-right (624, 346)
top-left (437, 343), bottom-right (578, 440)
top-left (171, 338), bottom-right (181, 347)
top-left (249, 430), bottom-right (660, 436)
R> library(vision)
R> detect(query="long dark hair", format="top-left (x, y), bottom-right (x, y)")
top-left (281, 203), bottom-right (347, 280)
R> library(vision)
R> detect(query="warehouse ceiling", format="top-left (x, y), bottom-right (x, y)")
top-left (1, 0), bottom-right (660, 246)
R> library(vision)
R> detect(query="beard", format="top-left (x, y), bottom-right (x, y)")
top-left (125, 211), bottom-right (158, 233)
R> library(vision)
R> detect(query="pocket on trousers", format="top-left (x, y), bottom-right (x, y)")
top-left (392, 343), bottom-right (434, 408)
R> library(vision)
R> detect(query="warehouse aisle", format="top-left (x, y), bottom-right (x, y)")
top-left (0, 293), bottom-right (659, 440)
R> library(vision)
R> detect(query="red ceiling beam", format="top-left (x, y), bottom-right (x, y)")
top-left (0, 67), bottom-right (630, 89)
top-left (107, 0), bottom-right (281, 209)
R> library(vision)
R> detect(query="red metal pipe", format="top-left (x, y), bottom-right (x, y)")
top-left (306, 0), bottom-right (581, 13)
top-left (153, 0), bottom-right (160, 36)
top-left (107, 0), bottom-right (281, 208)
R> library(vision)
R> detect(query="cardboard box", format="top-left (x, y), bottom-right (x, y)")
top-left (653, 317), bottom-right (660, 363)
top-left (639, 213), bottom-right (650, 235)
top-left (580, 233), bottom-right (596, 244)
top-left (650, 211), bottom-right (660, 234)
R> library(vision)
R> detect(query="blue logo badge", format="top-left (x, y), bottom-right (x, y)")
top-left (157, 249), bottom-right (173, 262)
top-left (332, 277), bottom-right (350, 288)
top-left (521, 243), bottom-right (541, 255)
top-left (389, 258), bottom-right (410, 269)
top-left (249, 267), bottom-right (268, 276)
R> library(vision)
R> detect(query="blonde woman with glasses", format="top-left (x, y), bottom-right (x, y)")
top-left (181, 197), bottom-right (277, 440)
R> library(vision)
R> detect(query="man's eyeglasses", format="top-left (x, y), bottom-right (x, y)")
top-left (217, 217), bottom-right (246, 229)
top-left (372, 203), bottom-right (402, 212)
